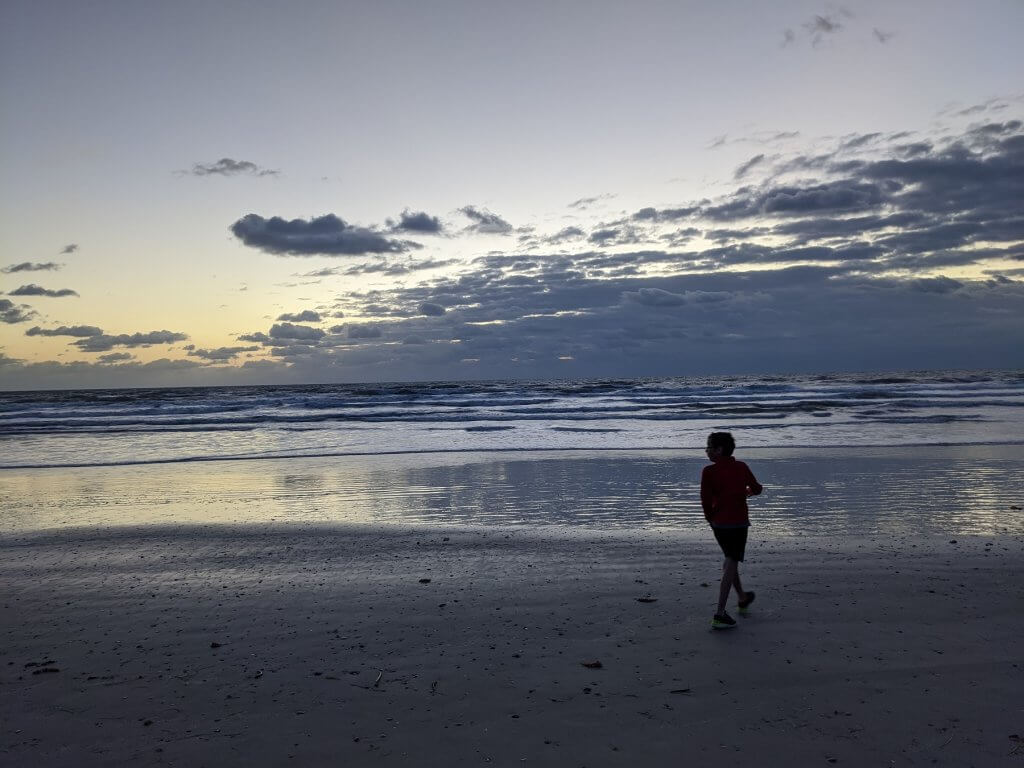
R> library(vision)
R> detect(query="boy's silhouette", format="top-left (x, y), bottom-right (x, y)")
top-left (701, 431), bottom-right (762, 629)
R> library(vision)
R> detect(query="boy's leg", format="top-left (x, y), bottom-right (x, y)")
top-left (731, 565), bottom-right (745, 603)
top-left (717, 558), bottom-right (737, 614)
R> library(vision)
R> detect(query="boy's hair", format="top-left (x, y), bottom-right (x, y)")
top-left (707, 431), bottom-right (736, 456)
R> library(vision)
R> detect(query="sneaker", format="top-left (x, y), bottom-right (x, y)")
top-left (711, 612), bottom-right (737, 630)
top-left (738, 591), bottom-right (756, 613)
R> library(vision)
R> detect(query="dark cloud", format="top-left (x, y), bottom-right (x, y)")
top-left (588, 225), bottom-right (648, 247)
top-left (341, 257), bottom-right (457, 276)
top-left (276, 310), bottom-right (321, 322)
top-left (266, 259), bottom-right (1023, 379)
top-left (895, 142), bottom-right (932, 157)
top-left (839, 132), bottom-right (882, 151)
top-left (270, 344), bottom-right (319, 358)
top-left (72, 331), bottom-right (189, 353)
top-left (543, 226), bottom-right (586, 245)
top-left (60, 244), bottom-right (78, 254)
top-left (231, 214), bottom-right (416, 256)
top-left (2, 262), bottom-right (61, 273)
top-left (630, 206), bottom-right (698, 223)
top-left (190, 158), bottom-right (278, 177)
top-left (589, 228), bottom-right (620, 245)
top-left (804, 11), bottom-right (848, 45)
top-left (388, 209), bottom-right (443, 234)
top-left (783, 9), bottom-right (852, 48)
top-left (98, 352), bottom-right (134, 363)
top-left (460, 206), bottom-right (513, 235)
top-left (948, 99), bottom-right (1011, 119)
top-left (703, 180), bottom-right (887, 220)
top-left (187, 346), bottom-right (261, 361)
top-left (734, 154), bottom-right (766, 180)
top-left (268, 322), bottom-right (326, 341)
top-left (910, 276), bottom-right (963, 294)
top-left (0, 299), bottom-right (36, 324)
top-left (296, 267), bottom-right (341, 278)
top-left (872, 27), bottom-right (895, 44)
top-left (237, 332), bottom-right (270, 343)
top-left (567, 194), bottom-right (615, 210)
top-left (26, 325), bottom-right (104, 337)
top-left (623, 287), bottom-right (687, 307)
top-left (7, 284), bottom-right (79, 298)
top-left (418, 302), bottom-right (446, 316)
top-left (346, 324), bottom-right (383, 339)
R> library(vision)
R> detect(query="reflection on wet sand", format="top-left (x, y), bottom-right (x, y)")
top-left (1, 446), bottom-right (1022, 536)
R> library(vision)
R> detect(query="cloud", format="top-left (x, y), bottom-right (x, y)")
top-left (187, 346), bottom-right (261, 361)
top-left (418, 302), bottom-right (446, 316)
top-left (190, 158), bottom-right (278, 177)
top-left (345, 324), bottom-right (383, 339)
top-left (910, 276), bottom-right (963, 294)
top-left (72, 330), bottom-right (189, 353)
top-left (0, 299), bottom-right (36, 324)
top-left (7, 284), bottom-right (79, 297)
top-left (26, 325), bottom-right (104, 337)
top-left (269, 344), bottom-right (320, 358)
top-left (98, 352), bottom-right (134, 363)
top-left (872, 27), bottom-right (895, 43)
top-left (783, 8), bottom-right (853, 47)
top-left (60, 244), bottom-right (78, 254)
top-left (276, 310), bottom-right (321, 322)
top-left (630, 206), bottom-right (697, 223)
top-left (543, 226), bottom-right (586, 245)
top-left (588, 224), bottom-right (650, 248)
top-left (231, 214), bottom-right (416, 256)
top-left (219, 261), bottom-right (1023, 380)
top-left (460, 206), bottom-right (513, 235)
top-left (340, 257), bottom-right (458, 276)
top-left (9, 119), bottom-right (1024, 386)
top-left (806, 13), bottom-right (844, 41)
top-left (268, 322), bottom-right (326, 341)
top-left (623, 287), bottom-right (688, 307)
top-left (622, 288), bottom-right (734, 308)
top-left (388, 209), bottom-right (444, 234)
top-left (567, 194), bottom-right (615, 210)
top-left (734, 154), bottom-right (767, 180)
top-left (2, 262), bottom-right (61, 273)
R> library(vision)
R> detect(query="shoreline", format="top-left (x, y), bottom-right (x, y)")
top-left (2, 523), bottom-right (1023, 766)
top-left (5, 440), bottom-right (1024, 472)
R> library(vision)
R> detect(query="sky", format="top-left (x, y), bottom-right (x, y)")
top-left (1, 0), bottom-right (1023, 390)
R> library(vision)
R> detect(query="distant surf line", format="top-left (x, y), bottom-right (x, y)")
top-left (3, 440), bottom-right (1024, 471)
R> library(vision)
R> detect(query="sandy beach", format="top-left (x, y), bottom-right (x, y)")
top-left (2, 519), bottom-right (1022, 767)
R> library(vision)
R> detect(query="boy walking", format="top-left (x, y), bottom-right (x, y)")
top-left (701, 431), bottom-right (762, 629)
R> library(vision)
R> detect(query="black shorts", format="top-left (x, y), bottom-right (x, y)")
top-left (712, 526), bottom-right (748, 562)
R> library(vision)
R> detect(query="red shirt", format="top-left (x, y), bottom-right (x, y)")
top-left (700, 456), bottom-right (762, 528)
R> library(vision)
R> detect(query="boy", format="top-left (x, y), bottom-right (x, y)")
top-left (701, 431), bottom-right (762, 630)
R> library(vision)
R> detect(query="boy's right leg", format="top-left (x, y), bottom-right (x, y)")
top-left (717, 558), bottom-right (737, 615)
top-left (731, 566), bottom-right (745, 603)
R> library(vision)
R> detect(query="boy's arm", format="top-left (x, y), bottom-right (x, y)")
top-left (745, 464), bottom-right (763, 497)
top-left (700, 466), bottom-right (716, 521)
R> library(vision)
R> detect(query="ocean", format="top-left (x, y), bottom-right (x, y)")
top-left (2, 369), bottom-right (1022, 469)
top-left (2, 370), bottom-right (1023, 535)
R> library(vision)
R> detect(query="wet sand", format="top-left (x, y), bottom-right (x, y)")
top-left (2, 523), bottom-right (1022, 766)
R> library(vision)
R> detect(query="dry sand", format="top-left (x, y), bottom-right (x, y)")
top-left (2, 524), bottom-right (1023, 767)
